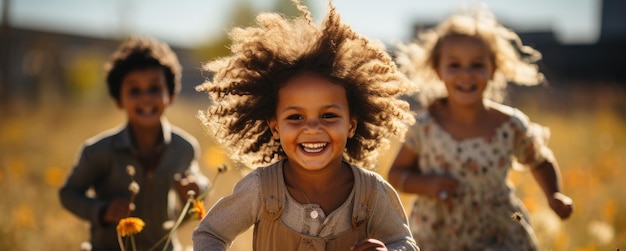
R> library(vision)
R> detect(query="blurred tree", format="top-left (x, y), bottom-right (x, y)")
top-left (192, 0), bottom-right (318, 64)
top-left (272, 0), bottom-right (316, 18)
top-left (192, 0), bottom-right (256, 63)
top-left (1, 0), bottom-right (12, 107)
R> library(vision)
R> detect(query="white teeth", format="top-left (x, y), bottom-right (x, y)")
top-left (301, 143), bottom-right (326, 153)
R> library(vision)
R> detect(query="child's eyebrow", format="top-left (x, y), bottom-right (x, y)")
top-left (279, 104), bottom-right (344, 112)
top-left (472, 56), bottom-right (489, 61)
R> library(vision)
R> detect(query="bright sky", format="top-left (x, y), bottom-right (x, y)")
top-left (4, 0), bottom-right (601, 48)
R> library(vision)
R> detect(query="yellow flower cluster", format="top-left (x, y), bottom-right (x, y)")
top-left (116, 217), bottom-right (145, 237)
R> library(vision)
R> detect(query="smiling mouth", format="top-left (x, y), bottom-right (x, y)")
top-left (136, 107), bottom-right (157, 115)
top-left (301, 143), bottom-right (327, 153)
top-left (456, 84), bottom-right (477, 92)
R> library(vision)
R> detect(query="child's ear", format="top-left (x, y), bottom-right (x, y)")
top-left (348, 118), bottom-right (357, 138)
top-left (267, 119), bottom-right (280, 140)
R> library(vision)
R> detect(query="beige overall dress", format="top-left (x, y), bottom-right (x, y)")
top-left (253, 162), bottom-right (378, 251)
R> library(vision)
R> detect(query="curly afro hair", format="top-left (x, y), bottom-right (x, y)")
top-left (197, 0), bottom-right (415, 169)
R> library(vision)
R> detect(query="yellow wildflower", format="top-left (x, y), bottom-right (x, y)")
top-left (190, 200), bottom-right (207, 220)
top-left (116, 217), bottom-right (145, 237)
top-left (44, 166), bottom-right (65, 187)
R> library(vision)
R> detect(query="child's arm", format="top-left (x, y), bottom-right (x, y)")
top-left (192, 172), bottom-right (261, 250)
top-left (530, 160), bottom-right (574, 219)
top-left (388, 144), bottom-right (459, 200)
top-left (510, 111), bottom-right (573, 220)
top-left (171, 133), bottom-right (209, 201)
top-left (351, 238), bottom-right (387, 251)
top-left (59, 144), bottom-right (112, 225)
top-left (101, 198), bottom-right (131, 223)
top-left (365, 180), bottom-right (419, 251)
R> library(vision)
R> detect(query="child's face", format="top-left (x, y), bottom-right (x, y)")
top-left (435, 35), bottom-right (495, 106)
top-left (117, 67), bottom-right (172, 130)
top-left (268, 73), bottom-right (357, 172)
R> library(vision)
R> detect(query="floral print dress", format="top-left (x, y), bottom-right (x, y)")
top-left (404, 101), bottom-right (553, 251)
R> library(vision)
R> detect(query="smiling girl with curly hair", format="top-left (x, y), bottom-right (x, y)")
top-left (192, 1), bottom-right (418, 250)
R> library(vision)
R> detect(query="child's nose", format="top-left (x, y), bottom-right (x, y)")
top-left (304, 119), bottom-right (322, 133)
top-left (132, 88), bottom-right (161, 99)
top-left (461, 67), bottom-right (473, 76)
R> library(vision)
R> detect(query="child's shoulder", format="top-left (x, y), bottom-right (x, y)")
top-left (168, 124), bottom-right (200, 148)
top-left (251, 161), bottom-right (282, 182)
top-left (350, 164), bottom-right (393, 194)
top-left (236, 166), bottom-right (264, 188)
top-left (83, 124), bottom-right (125, 148)
top-left (352, 165), bottom-right (384, 182)
top-left (75, 125), bottom-right (126, 161)
top-left (486, 100), bottom-right (532, 128)
top-left (350, 164), bottom-right (404, 213)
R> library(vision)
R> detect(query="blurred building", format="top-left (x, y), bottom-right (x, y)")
top-left (516, 0), bottom-right (626, 85)
top-left (0, 27), bottom-right (206, 108)
top-left (1, 0), bottom-right (624, 109)
top-left (408, 0), bottom-right (626, 86)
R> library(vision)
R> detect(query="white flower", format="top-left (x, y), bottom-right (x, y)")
top-left (128, 181), bottom-right (140, 195)
top-left (588, 220), bottom-right (614, 245)
top-left (126, 165), bottom-right (136, 177)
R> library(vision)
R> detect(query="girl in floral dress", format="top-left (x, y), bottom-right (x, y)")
top-left (387, 9), bottom-right (573, 250)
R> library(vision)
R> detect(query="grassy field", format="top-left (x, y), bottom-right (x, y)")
top-left (0, 84), bottom-right (624, 250)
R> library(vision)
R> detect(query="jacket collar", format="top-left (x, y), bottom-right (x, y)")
top-left (112, 117), bottom-right (172, 152)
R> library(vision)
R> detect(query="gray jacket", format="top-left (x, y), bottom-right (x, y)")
top-left (60, 119), bottom-right (208, 251)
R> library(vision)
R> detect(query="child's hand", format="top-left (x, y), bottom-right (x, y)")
top-left (548, 192), bottom-right (573, 219)
top-left (350, 238), bottom-right (387, 251)
top-left (174, 173), bottom-right (200, 201)
top-left (103, 198), bottom-right (131, 223)
top-left (428, 174), bottom-right (460, 201)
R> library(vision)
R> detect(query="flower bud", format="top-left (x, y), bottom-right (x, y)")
top-left (126, 165), bottom-right (136, 177)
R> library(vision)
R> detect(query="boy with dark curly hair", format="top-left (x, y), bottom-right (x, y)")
top-left (60, 36), bottom-right (208, 251)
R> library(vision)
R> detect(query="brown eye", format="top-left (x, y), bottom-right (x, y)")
top-left (148, 86), bottom-right (161, 95)
top-left (449, 62), bottom-right (461, 68)
top-left (471, 63), bottom-right (485, 69)
top-left (129, 88), bottom-right (141, 97)
top-left (321, 113), bottom-right (338, 119)
top-left (287, 114), bottom-right (303, 120)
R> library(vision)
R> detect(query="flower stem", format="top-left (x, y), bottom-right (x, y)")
top-left (117, 233), bottom-right (126, 251)
top-left (196, 164), bottom-right (225, 201)
top-left (160, 197), bottom-right (193, 251)
top-left (130, 235), bottom-right (137, 251)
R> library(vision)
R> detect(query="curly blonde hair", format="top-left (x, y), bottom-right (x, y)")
top-left (395, 7), bottom-right (544, 106)
top-left (197, 0), bottom-right (415, 169)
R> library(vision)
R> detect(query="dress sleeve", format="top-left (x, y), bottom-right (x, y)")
top-left (368, 180), bottom-right (419, 251)
top-left (510, 109), bottom-right (555, 169)
top-left (192, 170), bottom-right (262, 250)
